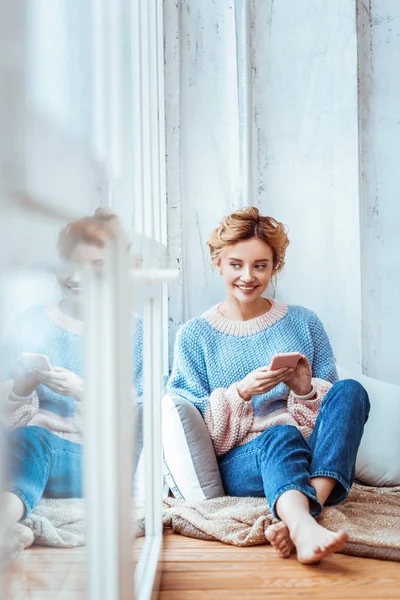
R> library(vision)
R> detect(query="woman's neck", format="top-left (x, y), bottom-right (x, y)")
top-left (59, 299), bottom-right (82, 321)
top-left (219, 296), bottom-right (271, 322)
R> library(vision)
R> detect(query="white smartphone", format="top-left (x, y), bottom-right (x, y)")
top-left (269, 352), bottom-right (301, 371)
top-left (20, 353), bottom-right (53, 372)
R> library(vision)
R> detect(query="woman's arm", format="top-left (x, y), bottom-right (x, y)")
top-left (1, 380), bottom-right (40, 430)
top-left (309, 312), bottom-right (339, 383)
top-left (166, 326), bottom-right (254, 456)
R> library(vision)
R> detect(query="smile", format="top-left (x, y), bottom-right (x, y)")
top-left (236, 285), bottom-right (258, 292)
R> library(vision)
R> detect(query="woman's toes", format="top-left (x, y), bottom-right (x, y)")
top-left (265, 523), bottom-right (281, 546)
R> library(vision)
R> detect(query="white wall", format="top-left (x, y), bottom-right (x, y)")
top-left (165, 0), bottom-right (400, 384)
top-left (358, 0), bottom-right (400, 384)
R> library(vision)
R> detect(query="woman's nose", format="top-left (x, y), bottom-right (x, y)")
top-left (68, 269), bottom-right (83, 285)
top-left (240, 269), bottom-right (254, 282)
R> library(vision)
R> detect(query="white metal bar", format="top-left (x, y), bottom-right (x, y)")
top-left (114, 236), bottom-right (135, 597)
top-left (108, 0), bottom-right (124, 182)
top-left (234, 0), bottom-right (252, 207)
top-left (151, 294), bottom-right (163, 536)
top-left (83, 237), bottom-right (134, 600)
top-left (155, 0), bottom-right (170, 377)
top-left (242, 0), bottom-right (252, 206)
top-left (136, 287), bottom-right (163, 600)
top-left (0, 294), bottom-right (5, 586)
top-left (143, 295), bottom-right (162, 538)
top-left (135, 537), bottom-right (162, 600)
top-left (131, 0), bottom-right (144, 233)
top-left (162, 282), bottom-right (169, 378)
top-left (0, 0), bottom-right (26, 584)
top-left (91, 0), bottom-right (107, 163)
top-left (140, 0), bottom-right (154, 239)
top-left (149, 0), bottom-right (161, 243)
top-left (156, 0), bottom-right (167, 248)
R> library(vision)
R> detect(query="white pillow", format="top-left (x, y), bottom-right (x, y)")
top-left (337, 366), bottom-right (400, 486)
top-left (162, 394), bottom-right (225, 502)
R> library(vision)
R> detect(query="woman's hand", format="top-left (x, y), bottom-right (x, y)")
top-left (237, 366), bottom-right (294, 401)
top-left (12, 356), bottom-right (40, 397)
top-left (284, 354), bottom-right (313, 397)
top-left (34, 367), bottom-right (84, 400)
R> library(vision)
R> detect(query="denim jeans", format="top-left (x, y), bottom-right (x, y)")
top-left (7, 405), bottom-right (145, 518)
top-left (7, 426), bottom-right (83, 517)
top-left (218, 379), bottom-right (370, 519)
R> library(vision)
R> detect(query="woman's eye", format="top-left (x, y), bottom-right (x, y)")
top-left (255, 265), bottom-right (266, 270)
top-left (230, 263), bottom-right (241, 269)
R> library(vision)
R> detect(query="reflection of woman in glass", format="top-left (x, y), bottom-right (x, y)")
top-left (1, 209), bottom-right (143, 557)
top-left (167, 207), bottom-right (370, 564)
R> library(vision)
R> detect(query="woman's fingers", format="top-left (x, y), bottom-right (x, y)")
top-left (34, 370), bottom-right (65, 384)
top-left (256, 368), bottom-right (292, 381)
top-left (258, 366), bottom-right (288, 375)
top-left (255, 369), bottom-right (295, 393)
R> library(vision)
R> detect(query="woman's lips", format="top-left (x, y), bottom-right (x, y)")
top-left (235, 284), bottom-right (259, 294)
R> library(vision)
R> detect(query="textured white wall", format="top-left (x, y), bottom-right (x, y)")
top-left (249, 0), bottom-right (362, 374)
top-left (165, 0), bottom-right (400, 384)
top-left (358, 0), bottom-right (400, 383)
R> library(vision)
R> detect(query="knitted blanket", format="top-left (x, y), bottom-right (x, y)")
top-left (22, 483), bottom-right (400, 561)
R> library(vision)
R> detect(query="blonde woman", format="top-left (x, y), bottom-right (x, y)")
top-left (167, 207), bottom-right (369, 565)
top-left (1, 209), bottom-right (142, 557)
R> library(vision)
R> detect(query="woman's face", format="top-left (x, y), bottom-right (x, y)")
top-left (57, 242), bottom-right (105, 307)
top-left (217, 237), bottom-right (275, 303)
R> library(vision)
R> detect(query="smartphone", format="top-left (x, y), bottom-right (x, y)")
top-left (20, 353), bottom-right (53, 372)
top-left (269, 352), bottom-right (301, 371)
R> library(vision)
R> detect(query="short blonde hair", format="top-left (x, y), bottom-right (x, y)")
top-left (207, 207), bottom-right (289, 274)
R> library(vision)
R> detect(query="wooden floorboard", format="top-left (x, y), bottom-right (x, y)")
top-left (3, 529), bottom-right (400, 599)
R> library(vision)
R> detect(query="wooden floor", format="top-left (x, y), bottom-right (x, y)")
top-left (4, 529), bottom-right (400, 599)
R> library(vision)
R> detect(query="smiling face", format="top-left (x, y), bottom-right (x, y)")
top-left (217, 237), bottom-right (275, 304)
top-left (57, 242), bottom-right (105, 309)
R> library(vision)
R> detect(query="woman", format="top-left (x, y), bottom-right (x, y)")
top-left (167, 207), bottom-right (369, 565)
top-left (1, 209), bottom-right (143, 557)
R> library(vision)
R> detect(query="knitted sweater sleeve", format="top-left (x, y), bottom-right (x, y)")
top-left (309, 312), bottom-right (339, 383)
top-left (166, 325), bottom-right (254, 456)
top-left (0, 381), bottom-right (40, 430)
top-left (286, 311), bottom-right (338, 438)
top-left (287, 378), bottom-right (332, 440)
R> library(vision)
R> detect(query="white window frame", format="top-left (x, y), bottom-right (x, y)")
top-left (0, 0), bottom-right (171, 598)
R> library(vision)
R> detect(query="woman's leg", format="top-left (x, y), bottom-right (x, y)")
top-left (219, 425), bottom-right (346, 562)
top-left (267, 379), bottom-right (369, 559)
top-left (2, 425), bottom-right (82, 553)
top-left (307, 379), bottom-right (370, 506)
top-left (274, 489), bottom-right (347, 564)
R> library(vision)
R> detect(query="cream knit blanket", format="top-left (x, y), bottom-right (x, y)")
top-left (22, 483), bottom-right (400, 561)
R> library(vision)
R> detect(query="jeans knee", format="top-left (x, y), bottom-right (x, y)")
top-left (258, 424), bottom-right (305, 451)
top-left (334, 379), bottom-right (370, 415)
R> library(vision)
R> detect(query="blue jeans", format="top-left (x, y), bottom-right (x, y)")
top-left (218, 379), bottom-right (370, 519)
top-left (7, 405), bottom-right (144, 518)
top-left (7, 426), bottom-right (83, 517)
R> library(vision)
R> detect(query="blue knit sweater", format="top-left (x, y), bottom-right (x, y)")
top-left (3, 303), bottom-right (143, 438)
top-left (166, 299), bottom-right (339, 455)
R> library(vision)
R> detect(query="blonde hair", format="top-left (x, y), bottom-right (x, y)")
top-left (58, 208), bottom-right (129, 258)
top-left (207, 207), bottom-right (289, 274)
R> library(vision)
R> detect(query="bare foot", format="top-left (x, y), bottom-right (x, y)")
top-left (265, 521), bottom-right (294, 559)
top-left (291, 519), bottom-right (348, 565)
top-left (1, 523), bottom-right (34, 562)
